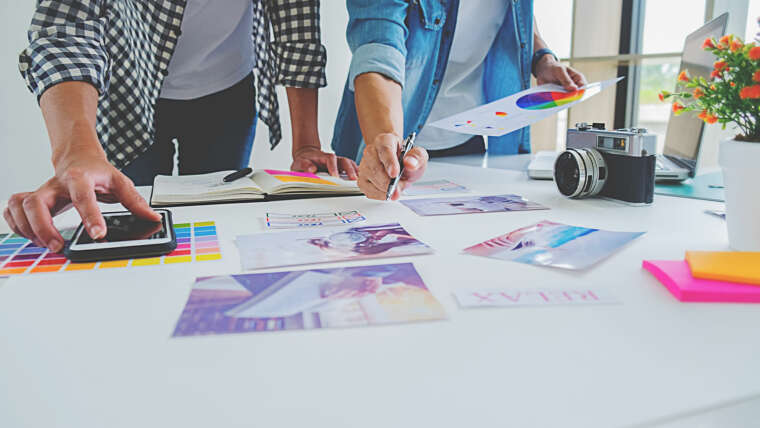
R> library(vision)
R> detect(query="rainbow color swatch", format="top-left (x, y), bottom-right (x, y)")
top-left (0, 221), bottom-right (221, 277)
top-left (516, 89), bottom-right (586, 110)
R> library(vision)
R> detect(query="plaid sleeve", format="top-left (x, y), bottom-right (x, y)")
top-left (18, 0), bottom-right (110, 101)
top-left (266, 0), bottom-right (327, 88)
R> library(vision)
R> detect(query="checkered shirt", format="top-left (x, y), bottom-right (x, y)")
top-left (19, 0), bottom-right (327, 169)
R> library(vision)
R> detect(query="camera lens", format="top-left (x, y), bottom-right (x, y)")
top-left (553, 148), bottom-right (607, 198)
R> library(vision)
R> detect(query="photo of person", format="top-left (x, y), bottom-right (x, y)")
top-left (401, 194), bottom-right (547, 216)
top-left (235, 223), bottom-right (433, 270)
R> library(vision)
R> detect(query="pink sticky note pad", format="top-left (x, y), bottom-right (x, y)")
top-left (642, 260), bottom-right (760, 303)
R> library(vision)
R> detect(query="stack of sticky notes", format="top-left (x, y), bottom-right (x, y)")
top-left (643, 251), bottom-right (760, 302)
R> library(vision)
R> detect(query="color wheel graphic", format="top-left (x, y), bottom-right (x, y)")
top-left (516, 89), bottom-right (586, 110)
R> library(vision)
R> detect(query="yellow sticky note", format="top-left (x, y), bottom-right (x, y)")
top-left (132, 257), bottom-right (161, 266)
top-left (685, 251), bottom-right (760, 285)
top-left (99, 260), bottom-right (130, 269)
top-left (196, 253), bottom-right (222, 262)
top-left (65, 262), bottom-right (97, 271)
top-left (193, 221), bottom-right (215, 227)
top-left (164, 255), bottom-right (192, 264)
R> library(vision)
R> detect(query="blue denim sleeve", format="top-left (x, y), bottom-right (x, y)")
top-left (346, 0), bottom-right (409, 91)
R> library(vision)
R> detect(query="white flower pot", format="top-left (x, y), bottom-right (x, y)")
top-left (718, 138), bottom-right (760, 251)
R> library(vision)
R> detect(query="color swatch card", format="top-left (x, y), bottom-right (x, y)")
top-left (643, 260), bottom-right (760, 303)
top-left (403, 179), bottom-right (470, 196)
top-left (463, 220), bottom-right (644, 270)
top-left (400, 194), bottom-right (547, 216)
top-left (685, 251), bottom-right (760, 285)
top-left (171, 263), bottom-right (447, 337)
top-left (454, 288), bottom-right (619, 308)
top-left (235, 223), bottom-right (434, 270)
top-left (265, 211), bottom-right (367, 229)
top-left (0, 221), bottom-right (222, 277)
top-left (429, 77), bottom-right (622, 137)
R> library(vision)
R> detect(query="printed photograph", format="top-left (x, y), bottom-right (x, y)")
top-left (236, 223), bottom-right (433, 270)
top-left (463, 220), bottom-right (644, 270)
top-left (171, 263), bottom-right (447, 337)
top-left (400, 194), bottom-right (548, 216)
top-left (403, 179), bottom-right (469, 196)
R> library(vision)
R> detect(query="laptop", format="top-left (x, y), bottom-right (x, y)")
top-left (527, 13), bottom-right (728, 181)
top-left (655, 12), bottom-right (728, 181)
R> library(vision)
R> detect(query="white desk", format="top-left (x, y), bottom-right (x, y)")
top-left (1, 161), bottom-right (758, 428)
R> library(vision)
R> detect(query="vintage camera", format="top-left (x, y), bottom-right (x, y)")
top-left (553, 122), bottom-right (656, 204)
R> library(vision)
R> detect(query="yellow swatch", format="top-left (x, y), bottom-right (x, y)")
top-left (0, 267), bottom-right (28, 275)
top-left (165, 255), bottom-right (192, 264)
top-left (65, 262), bottom-right (97, 271)
top-left (132, 257), bottom-right (162, 266)
top-left (99, 260), bottom-right (130, 269)
top-left (273, 175), bottom-right (337, 186)
top-left (685, 251), bottom-right (760, 285)
top-left (196, 253), bottom-right (222, 262)
top-left (193, 221), bottom-right (215, 227)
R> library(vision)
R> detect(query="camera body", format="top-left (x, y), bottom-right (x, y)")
top-left (554, 122), bottom-right (657, 204)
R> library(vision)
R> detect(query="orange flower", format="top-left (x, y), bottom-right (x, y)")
top-left (731, 40), bottom-right (743, 52)
top-left (697, 109), bottom-right (708, 120)
top-left (749, 46), bottom-right (760, 60)
top-left (710, 84), bottom-right (717, 90)
top-left (754, 70), bottom-right (760, 82)
top-left (710, 69), bottom-right (722, 79)
top-left (739, 84), bottom-right (760, 99)
top-left (702, 38), bottom-right (715, 49)
top-left (672, 102), bottom-right (685, 115)
top-left (678, 70), bottom-right (690, 82)
top-left (704, 114), bottom-right (718, 124)
top-left (731, 81), bottom-right (736, 87)
top-left (714, 60), bottom-right (727, 70)
top-left (693, 87), bottom-right (705, 98)
top-left (658, 93), bottom-right (664, 102)
top-left (719, 35), bottom-right (732, 46)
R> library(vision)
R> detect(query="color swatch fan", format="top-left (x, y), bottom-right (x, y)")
top-left (429, 77), bottom-right (621, 137)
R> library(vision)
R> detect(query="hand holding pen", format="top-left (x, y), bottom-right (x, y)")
top-left (356, 132), bottom-right (429, 201)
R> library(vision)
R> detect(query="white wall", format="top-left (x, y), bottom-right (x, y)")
top-left (0, 2), bottom-right (351, 200)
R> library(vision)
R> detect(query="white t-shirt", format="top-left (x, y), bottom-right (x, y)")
top-left (415, 0), bottom-right (509, 150)
top-left (160, 0), bottom-right (256, 100)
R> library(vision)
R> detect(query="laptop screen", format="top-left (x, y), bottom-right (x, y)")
top-left (662, 13), bottom-right (728, 172)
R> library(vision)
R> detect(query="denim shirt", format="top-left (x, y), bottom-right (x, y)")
top-left (331, 0), bottom-right (534, 160)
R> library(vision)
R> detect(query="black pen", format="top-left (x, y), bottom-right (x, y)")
top-left (223, 167), bottom-right (253, 183)
top-left (385, 132), bottom-right (416, 200)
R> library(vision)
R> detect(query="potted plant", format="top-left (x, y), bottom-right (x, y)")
top-left (661, 34), bottom-right (760, 251)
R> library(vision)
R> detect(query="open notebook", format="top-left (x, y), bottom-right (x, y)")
top-left (150, 169), bottom-right (361, 206)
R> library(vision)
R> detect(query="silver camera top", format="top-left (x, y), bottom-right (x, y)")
top-left (568, 123), bottom-right (656, 157)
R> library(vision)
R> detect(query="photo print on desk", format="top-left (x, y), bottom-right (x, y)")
top-left (0, 221), bottom-right (222, 277)
top-left (400, 194), bottom-right (547, 216)
top-left (171, 263), bottom-right (447, 337)
top-left (463, 220), bottom-right (644, 270)
top-left (236, 223), bottom-right (434, 270)
top-left (265, 210), bottom-right (367, 229)
top-left (403, 179), bottom-right (470, 196)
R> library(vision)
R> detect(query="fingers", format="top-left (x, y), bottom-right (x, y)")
top-left (110, 173), bottom-right (161, 222)
top-left (5, 193), bottom-right (37, 244)
top-left (65, 171), bottom-right (106, 240)
top-left (338, 157), bottom-right (358, 180)
top-left (556, 66), bottom-right (578, 91)
top-left (358, 174), bottom-right (388, 200)
top-left (291, 159), bottom-right (318, 173)
top-left (22, 189), bottom-right (64, 252)
top-left (375, 134), bottom-right (401, 179)
top-left (401, 147), bottom-right (428, 183)
top-left (567, 66), bottom-right (587, 87)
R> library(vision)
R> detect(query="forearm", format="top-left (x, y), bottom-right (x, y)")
top-left (353, 72), bottom-right (403, 146)
top-left (285, 87), bottom-right (321, 155)
top-left (39, 81), bottom-right (105, 169)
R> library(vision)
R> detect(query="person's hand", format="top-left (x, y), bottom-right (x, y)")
top-left (291, 146), bottom-right (358, 180)
top-left (357, 133), bottom-right (428, 201)
top-left (535, 55), bottom-right (587, 91)
top-left (3, 153), bottom-right (160, 252)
